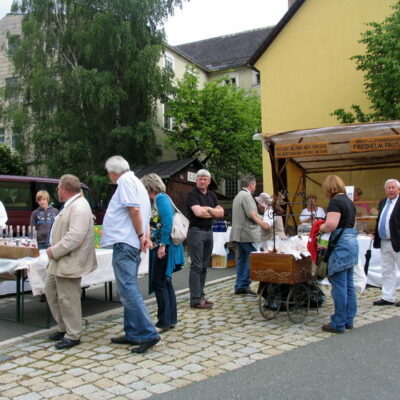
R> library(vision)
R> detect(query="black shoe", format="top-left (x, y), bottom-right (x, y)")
top-left (131, 337), bottom-right (160, 354)
top-left (111, 336), bottom-right (140, 345)
top-left (49, 331), bottom-right (66, 341)
top-left (373, 299), bottom-right (394, 306)
top-left (322, 324), bottom-right (345, 334)
top-left (235, 288), bottom-right (257, 296)
top-left (55, 338), bottom-right (80, 350)
top-left (345, 324), bottom-right (353, 330)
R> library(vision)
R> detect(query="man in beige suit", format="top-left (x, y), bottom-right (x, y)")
top-left (45, 174), bottom-right (97, 350)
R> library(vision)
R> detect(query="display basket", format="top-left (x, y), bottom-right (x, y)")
top-left (250, 253), bottom-right (313, 284)
top-left (0, 245), bottom-right (40, 259)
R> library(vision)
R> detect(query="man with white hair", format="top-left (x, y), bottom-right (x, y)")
top-left (101, 155), bottom-right (160, 353)
top-left (186, 169), bottom-right (224, 309)
top-left (373, 178), bottom-right (400, 306)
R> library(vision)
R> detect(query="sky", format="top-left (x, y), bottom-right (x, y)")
top-left (0, 0), bottom-right (289, 45)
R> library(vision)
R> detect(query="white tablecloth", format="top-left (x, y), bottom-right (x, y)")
top-left (212, 227), bottom-right (232, 256)
top-left (0, 248), bottom-right (149, 296)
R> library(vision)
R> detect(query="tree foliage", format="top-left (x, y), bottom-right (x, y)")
top-left (4, 0), bottom-right (183, 180)
top-left (332, 1), bottom-right (400, 123)
top-left (165, 67), bottom-right (262, 179)
top-left (0, 144), bottom-right (25, 175)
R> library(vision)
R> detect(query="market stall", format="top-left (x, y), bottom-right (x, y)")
top-left (259, 120), bottom-right (400, 231)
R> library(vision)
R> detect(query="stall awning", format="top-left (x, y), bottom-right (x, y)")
top-left (262, 121), bottom-right (400, 174)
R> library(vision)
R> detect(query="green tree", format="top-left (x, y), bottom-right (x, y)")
top-left (332, 1), bottom-right (400, 123)
top-left (165, 67), bottom-right (262, 179)
top-left (4, 0), bottom-right (183, 180)
top-left (0, 144), bottom-right (25, 175)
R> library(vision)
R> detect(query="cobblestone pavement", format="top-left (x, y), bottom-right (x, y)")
top-left (0, 278), bottom-right (399, 400)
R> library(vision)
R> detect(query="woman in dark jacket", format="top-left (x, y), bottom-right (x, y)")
top-left (141, 173), bottom-right (185, 333)
top-left (319, 175), bottom-right (358, 333)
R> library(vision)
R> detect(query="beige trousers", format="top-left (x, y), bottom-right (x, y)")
top-left (45, 274), bottom-right (82, 340)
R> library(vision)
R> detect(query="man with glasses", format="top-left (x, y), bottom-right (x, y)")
top-left (45, 175), bottom-right (97, 350)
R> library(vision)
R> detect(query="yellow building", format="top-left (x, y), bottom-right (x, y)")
top-left (250, 0), bottom-right (396, 211)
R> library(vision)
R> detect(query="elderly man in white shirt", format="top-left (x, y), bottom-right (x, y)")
top-left (101, 155), bottom-right (160, 354)
top-left (372, 179), bottom-right (400, 306)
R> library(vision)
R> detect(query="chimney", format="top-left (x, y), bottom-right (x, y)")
top-left (288, 0), bottom-right (297, 8)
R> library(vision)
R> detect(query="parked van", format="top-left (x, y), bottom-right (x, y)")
top-left (0, 175), bottom-right (104, 229)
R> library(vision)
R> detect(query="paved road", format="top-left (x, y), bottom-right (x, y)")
top-left (151, 315), bottom-right (400, 400)
top-left (0, 265), bottom-right (236, 341)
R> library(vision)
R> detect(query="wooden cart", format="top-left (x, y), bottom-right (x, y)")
top-left (250, 252), bottom-right (314, 323)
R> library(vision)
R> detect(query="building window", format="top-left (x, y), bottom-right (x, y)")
top-left (0, 128), bottom-right (5, 143)
top-left (253, 71), bottom-right (261, 86)
top-left (224, 73), bottom-right (239, 87)
top-left (6, 34), bottom-right (20, 57)
top-left (5, 77), bottom-right (19, 99)
top-left (225, 177), bottom-right (239, 199)
top-left (164, 53), bottom-right (174, 71)
top-left (163, 103), bottom-right (173, 131)
top-left (12, 129), bottom-right (22, 149)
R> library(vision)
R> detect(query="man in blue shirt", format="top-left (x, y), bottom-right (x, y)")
top-left (101, 155), bottom-right (160, 353)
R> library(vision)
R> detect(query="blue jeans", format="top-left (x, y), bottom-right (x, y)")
top-left (112, 243), bottom-right (158, 342)
top-left (235, 242), bottom-right (255, 290)
top-left (328, 267), bottom-right (357, 331)
top-left (151, 247), bottom-right (177, 329)
top-left (187, 227), bottom-right (213, 306)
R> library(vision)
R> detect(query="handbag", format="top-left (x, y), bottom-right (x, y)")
top-left (316, 228), bottom-right (345, 280)
top-left (167, 195), bottom-right (189, 245)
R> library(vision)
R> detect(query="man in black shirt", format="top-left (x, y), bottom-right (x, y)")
top-left (186, 169), bottom-right (224, 309)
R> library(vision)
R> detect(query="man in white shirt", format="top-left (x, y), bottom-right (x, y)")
top-left (0, 200), bottom-right (7, 230)
top-left (299, 195), bottom-right (326, 224)
top-left (373, 179), bottom-right (400, 306)
top-left (101, 155), bottom-right (160, 354)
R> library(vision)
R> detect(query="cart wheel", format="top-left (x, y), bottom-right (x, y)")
top-left (286, 283), bottom-right (309, 323)
top-left (259, 283), bottom-right (282, 320)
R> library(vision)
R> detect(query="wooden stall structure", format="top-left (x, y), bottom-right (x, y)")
top-left (260, 120), bottom-right (400, 231)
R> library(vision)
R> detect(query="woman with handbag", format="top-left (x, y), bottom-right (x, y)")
top-left (141, 173), bottom-right (185, 333)
top-left (319, 175), bottom-right (359, 333)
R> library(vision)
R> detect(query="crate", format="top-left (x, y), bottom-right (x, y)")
top-left (250, 253), bottom-right (312, 284)
top-left (211, 255), bottom-right (227, 268)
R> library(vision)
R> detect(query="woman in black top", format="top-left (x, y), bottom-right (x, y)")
top-left (319, 175), bottom-right (359, 333)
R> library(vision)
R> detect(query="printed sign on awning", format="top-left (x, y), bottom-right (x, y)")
top-left (275, 142), bottom-right (329, 158)
top-left (350, 135), bottom-right (400, 152)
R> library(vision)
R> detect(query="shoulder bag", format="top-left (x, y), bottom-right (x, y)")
top-left (166, 195), bottom-right (190, 245)
top-left (316, 228), bottom-right (345, 280)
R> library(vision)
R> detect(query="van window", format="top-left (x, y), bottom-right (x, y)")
top-left (82, 188), bottom-right (96, 209)
top-left (0, 181), bottom-right (33, 209)
top-left (35, 182), bottom-right (62, 209)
